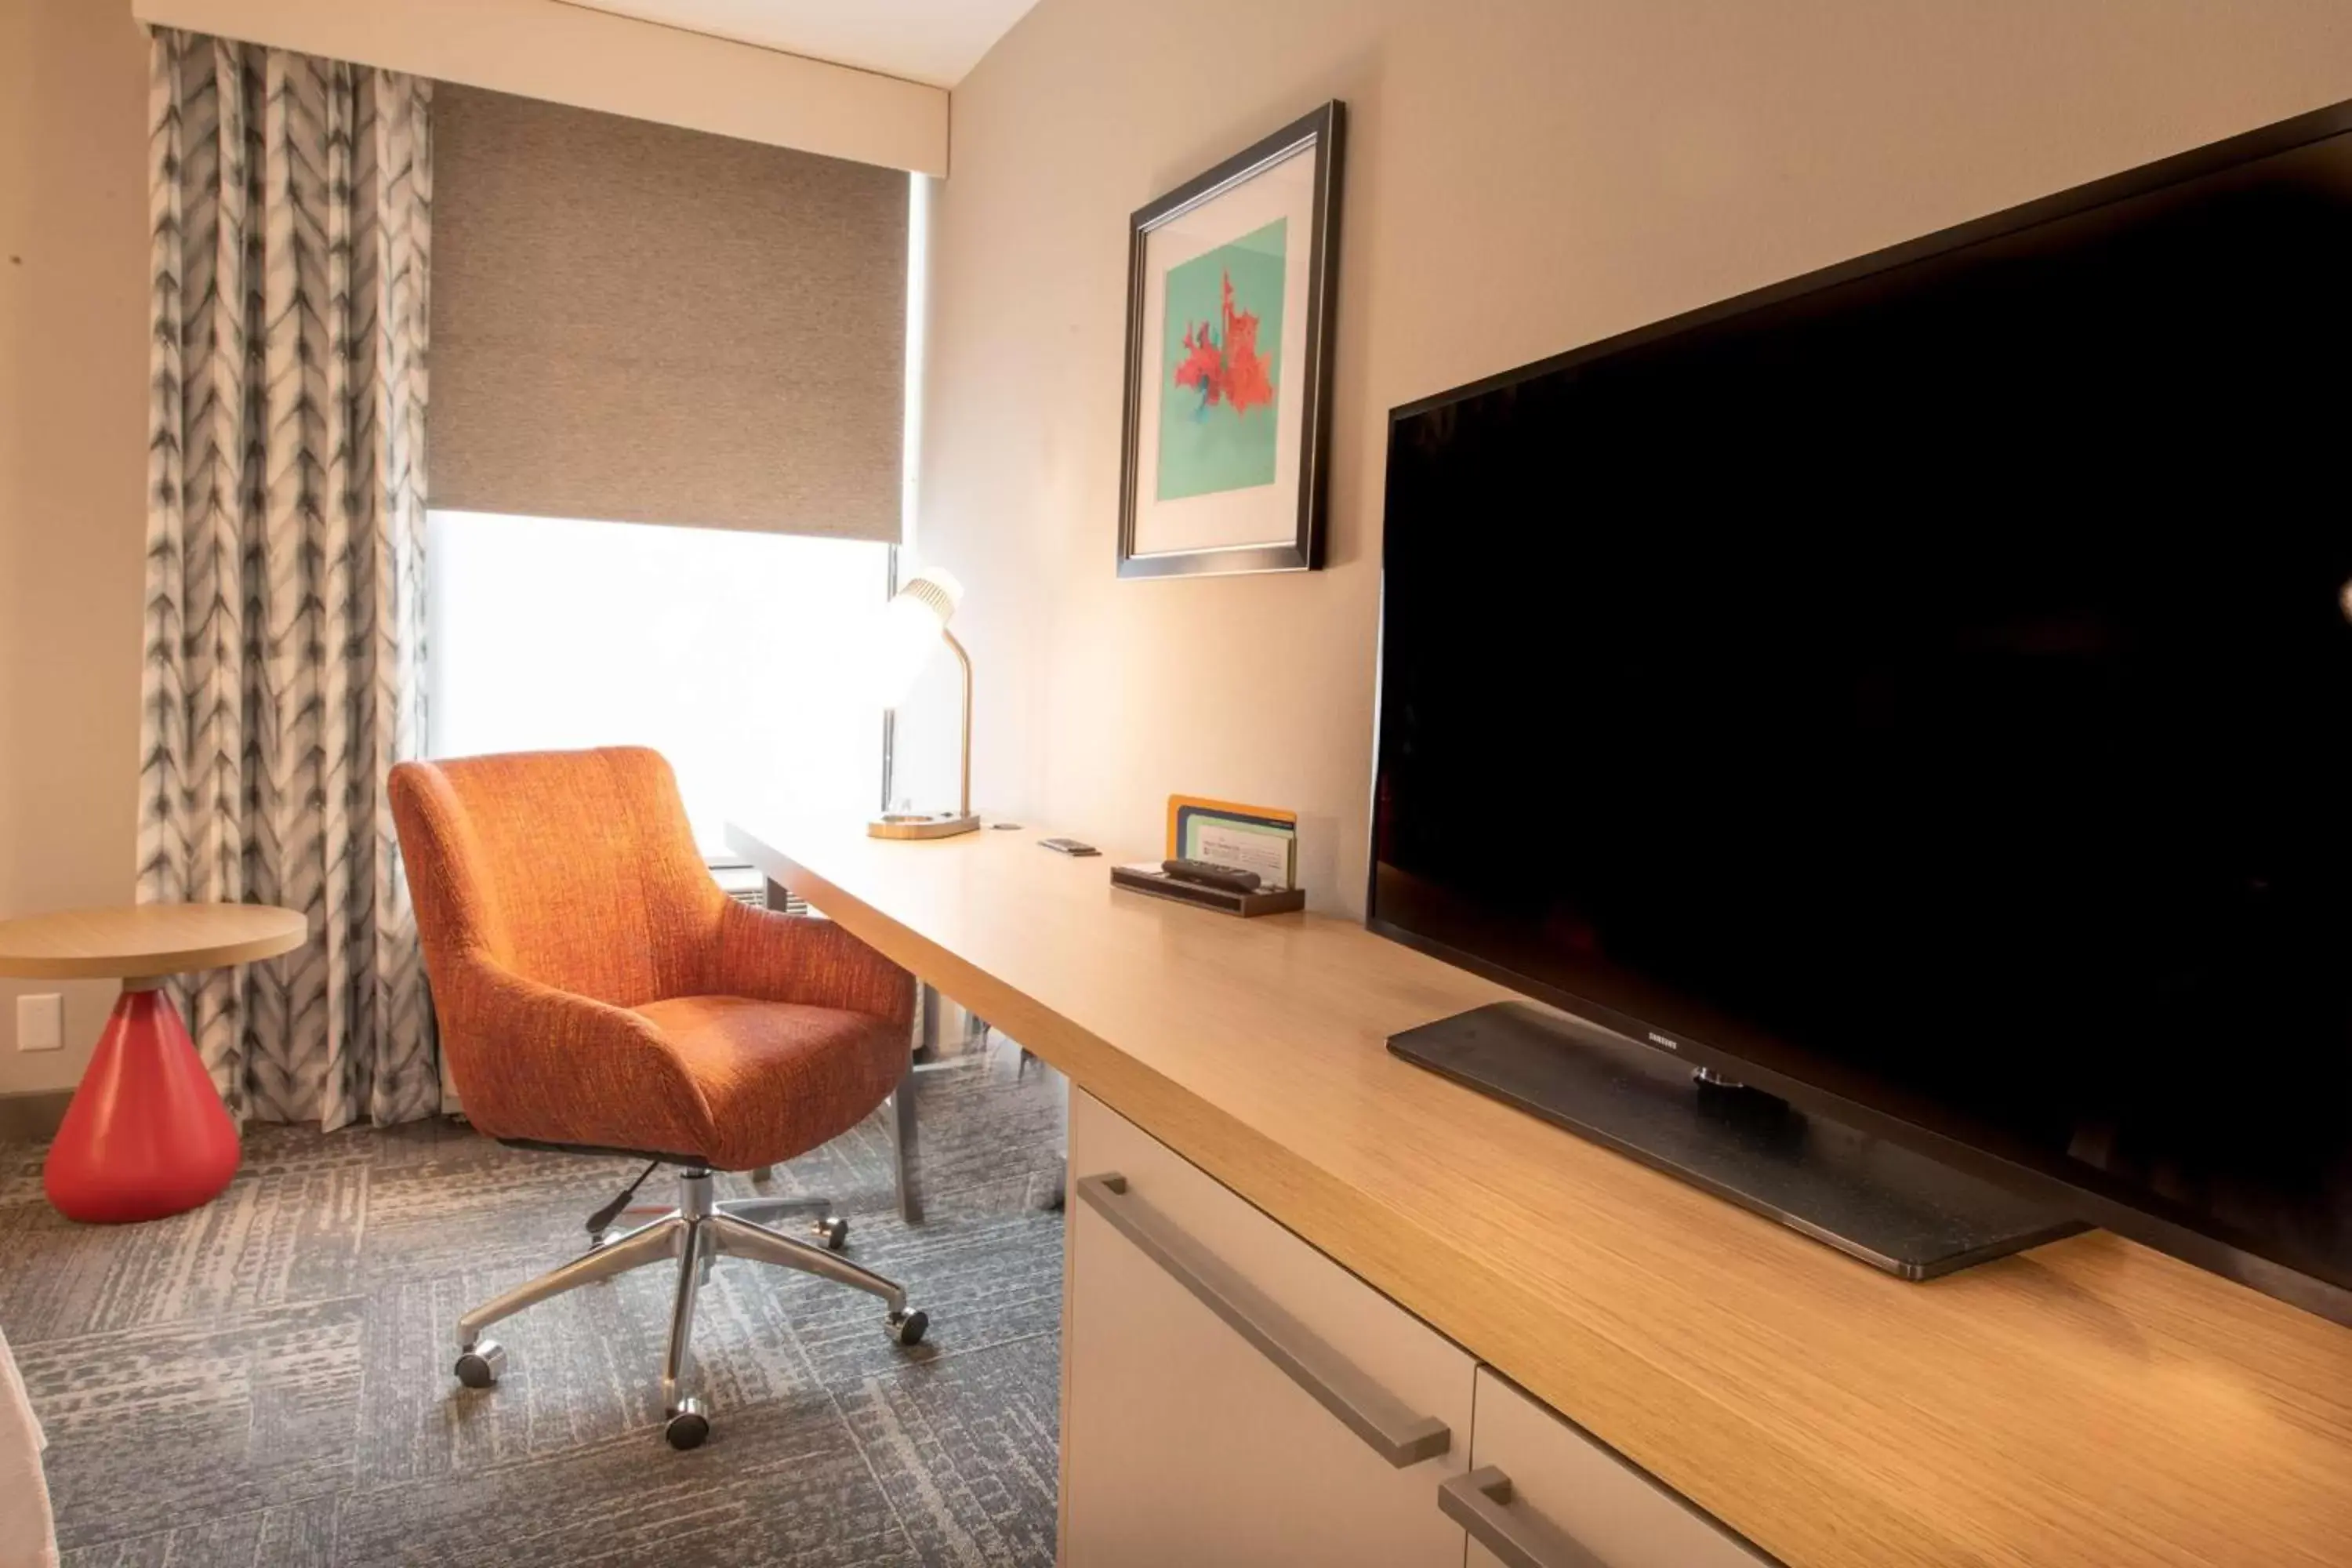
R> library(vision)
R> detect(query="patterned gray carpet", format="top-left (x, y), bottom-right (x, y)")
top-left (0, 1044), bottom-right (1066, 1567)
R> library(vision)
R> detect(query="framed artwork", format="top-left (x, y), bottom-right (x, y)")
top-left (1118, 101), bottom-right (1345, 579)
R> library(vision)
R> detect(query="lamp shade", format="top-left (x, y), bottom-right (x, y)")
top-left (870, 566), bottom-right (964, 707)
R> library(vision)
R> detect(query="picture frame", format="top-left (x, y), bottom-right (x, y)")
top-left (1117, 101), bottom-right (1346, 579)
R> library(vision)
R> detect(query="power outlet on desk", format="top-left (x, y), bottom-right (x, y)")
top-left (15, 993), bottom-right (63, 1051)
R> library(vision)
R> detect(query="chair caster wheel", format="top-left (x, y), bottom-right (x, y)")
top-left (814, 1215), bottom-right (849, 1251)
top-left (887, 1308), bottom-right (928, 1347)
top-left (454, 1340), bottom-right (505, 1388)
top-left (665, 1398), bottom-right (710, 1450)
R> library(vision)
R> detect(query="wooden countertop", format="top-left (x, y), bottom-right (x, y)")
top-left (728, 815), bottom-right (2352, 1568)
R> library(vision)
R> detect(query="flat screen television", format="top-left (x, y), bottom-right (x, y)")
top-left (1370, 98), bottom-right (2352, 1321)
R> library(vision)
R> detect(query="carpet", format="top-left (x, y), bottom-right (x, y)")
top-left (0, 1044), bottom-right (1066, 1568)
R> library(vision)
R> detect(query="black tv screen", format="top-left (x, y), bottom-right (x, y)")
top-left (1370, 101), bottom-right (2352, 1316)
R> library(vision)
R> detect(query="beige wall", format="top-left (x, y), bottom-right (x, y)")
top-left (918, 0), bottom-right (2352, 913)
top-left (132, 0), bottom-right (949, 176)
top-left (0, 0), bottom-right (151, 1089)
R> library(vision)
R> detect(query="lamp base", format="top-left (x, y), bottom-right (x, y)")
top-left (869, 811), bottom-right (982, 840)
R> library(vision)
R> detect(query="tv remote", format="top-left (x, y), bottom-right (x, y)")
top-left (1162, 858), bottom-right (1261, 893)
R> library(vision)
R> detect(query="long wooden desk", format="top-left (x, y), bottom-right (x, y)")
top-left (729, 815), bottom-right (2352, 1568)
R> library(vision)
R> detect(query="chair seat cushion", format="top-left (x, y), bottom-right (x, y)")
top-left (631, 996), bottom-right (906, 1172)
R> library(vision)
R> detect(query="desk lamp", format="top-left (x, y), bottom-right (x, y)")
top-left (869, 566), bottom-right (979, 839)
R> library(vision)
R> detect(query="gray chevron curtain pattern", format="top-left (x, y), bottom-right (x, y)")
top-left (138, 28), bottom-right (438, 1129)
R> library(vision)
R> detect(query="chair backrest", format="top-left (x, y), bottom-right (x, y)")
top-left (388, 746), bottom-right (724, 1008)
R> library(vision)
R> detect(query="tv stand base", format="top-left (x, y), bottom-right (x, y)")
top-left (1389, 1001), bottom-right (2082, 1279)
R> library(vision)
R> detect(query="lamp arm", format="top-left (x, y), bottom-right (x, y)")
top-left (944, 628), bottom-right (972, 820)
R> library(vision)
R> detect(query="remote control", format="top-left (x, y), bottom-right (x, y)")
top-left (1162, 858), bottom-right (1261, 893)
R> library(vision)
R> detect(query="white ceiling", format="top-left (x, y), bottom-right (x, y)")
top-left (561, 0), bottom-right (1040, 88)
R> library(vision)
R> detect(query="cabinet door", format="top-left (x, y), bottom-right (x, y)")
top-left (1062, 1090), bottom-right (1472, 1568)
top-left (1454, 1369), bottom-right (1769, 1568)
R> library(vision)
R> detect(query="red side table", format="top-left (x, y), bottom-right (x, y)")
top-left (0, 903), bottom-right (307, 1223)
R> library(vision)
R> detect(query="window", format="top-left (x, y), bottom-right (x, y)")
top-left (425, 510), bottom-right (892, 856)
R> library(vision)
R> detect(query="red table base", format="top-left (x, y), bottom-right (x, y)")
top-left (43, 985), bottom-right (241, 1223)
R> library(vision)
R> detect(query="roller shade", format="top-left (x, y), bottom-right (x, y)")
top-left (429, 83), bottom-right (907, 539)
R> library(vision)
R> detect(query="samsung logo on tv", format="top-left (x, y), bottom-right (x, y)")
top-left (1646, 1032), bottom-right (1679, 1051)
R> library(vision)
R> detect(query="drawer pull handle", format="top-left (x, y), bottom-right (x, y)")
top-left (1074, 1171), bottom-right (1451, 1467)
top-left (1439, 1467), bottom-right (1607, 1568)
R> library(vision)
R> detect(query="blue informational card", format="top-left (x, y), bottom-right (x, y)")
top-left (1168, 797), bottom-right (1298, 891)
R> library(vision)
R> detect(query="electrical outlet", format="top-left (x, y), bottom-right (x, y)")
top-left (16, 993), bottom-right (63, 1051)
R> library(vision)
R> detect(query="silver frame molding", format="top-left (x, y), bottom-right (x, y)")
top-left (1116, 100), bottom-right (1346, 580)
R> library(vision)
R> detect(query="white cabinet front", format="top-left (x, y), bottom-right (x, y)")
top-left (1457, 1369), bottom-right (1769, 1568)
top-left (1062, 1090), bottom-right (1474, 1568)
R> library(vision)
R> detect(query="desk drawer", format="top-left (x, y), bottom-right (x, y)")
top-left (1062, 1090), bottom-right (1473, 1567)
top-left (1458, 1368), bottom-right (1769, 1568)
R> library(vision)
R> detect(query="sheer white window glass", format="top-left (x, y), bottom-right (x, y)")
top-left (425, 512), bottom-right (891, 855)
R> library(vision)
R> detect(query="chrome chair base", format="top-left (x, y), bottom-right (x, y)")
top-left (452, 1167), bottom-right (927, 1448)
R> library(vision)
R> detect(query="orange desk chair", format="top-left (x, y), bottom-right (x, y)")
top-left (389, 746), bottom-right (925, 1450)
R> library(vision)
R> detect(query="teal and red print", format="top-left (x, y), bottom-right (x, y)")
top-left (1157, 218), bottom-right (1287, 501)
top-left (1173, 274), bottom-right (1276, 414)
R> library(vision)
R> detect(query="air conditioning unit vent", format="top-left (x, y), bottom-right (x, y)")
top-left (710, 862), bottom-right (809, 916)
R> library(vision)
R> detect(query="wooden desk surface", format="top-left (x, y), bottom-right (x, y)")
top-left (729, 815), bottom-right (2352, 1568)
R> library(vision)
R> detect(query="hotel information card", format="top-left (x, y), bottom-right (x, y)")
top-left (1166, 796), bottom-right (1298, 891)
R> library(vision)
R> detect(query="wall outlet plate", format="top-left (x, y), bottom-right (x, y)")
top-left (16, 994), bottom-right (63, 1051)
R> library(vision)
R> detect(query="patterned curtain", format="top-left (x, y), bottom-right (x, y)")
top-left (138, 29), bottom-right (438, 1130)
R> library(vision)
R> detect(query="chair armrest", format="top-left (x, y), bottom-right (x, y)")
top-left (710, 899), bottom-right (916, 1026)
top-left (440, 960), bottom-right (719, 1157)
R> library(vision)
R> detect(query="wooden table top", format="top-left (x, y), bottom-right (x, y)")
top-left (730, 812), bottom-right (2352, 1568)
top-left (0, 904), bottom-right (308, 981)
